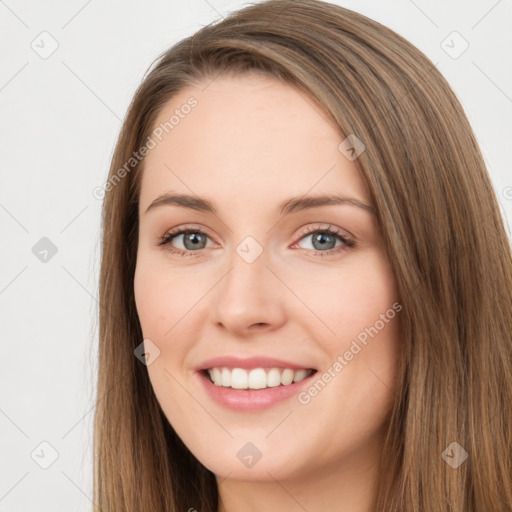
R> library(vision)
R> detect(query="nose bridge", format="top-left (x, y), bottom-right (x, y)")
top-left (209, 236), bottom-right (285, 331)
top-left (222, 237), bottom-right (272, 303)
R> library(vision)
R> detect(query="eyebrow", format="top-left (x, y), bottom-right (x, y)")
top-left (144, 192), bottom-right (376, 216)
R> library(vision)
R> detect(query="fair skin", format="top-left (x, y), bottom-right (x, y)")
top-left (134, 73), bottom-right (401, 511)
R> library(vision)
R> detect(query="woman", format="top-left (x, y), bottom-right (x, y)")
top-left (94, 0), bottom-right (512, 510)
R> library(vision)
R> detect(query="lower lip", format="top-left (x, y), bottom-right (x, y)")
top-left (197, 370), bottom-right (316, 411)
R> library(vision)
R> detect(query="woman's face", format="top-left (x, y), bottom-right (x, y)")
top-left (134, 73), bottom-right (401, 484)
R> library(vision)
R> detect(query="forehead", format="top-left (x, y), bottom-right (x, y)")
top-left (138, 74), bottom-right (370, 212)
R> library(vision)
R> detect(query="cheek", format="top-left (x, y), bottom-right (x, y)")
top-left (133, 261), bottom-right (198, 415)
top-left (291, 249), bottom-right (399, 343)
top-left (296, 248), bottom-right (401, 400)
top-left (134, 258), bottom-right (195, 339)
top-left (134, 266), bottom-right (165, 338)
top-left (290, 253), bottom-right (400, 453)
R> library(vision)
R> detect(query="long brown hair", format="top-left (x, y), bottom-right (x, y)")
top-left (94, 0), bottom-right (512, 510)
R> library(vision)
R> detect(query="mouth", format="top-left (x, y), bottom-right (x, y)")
top-left (194, 356), bottom-right (318, 410)
top-left (201, 366), bottom-right (317, 390)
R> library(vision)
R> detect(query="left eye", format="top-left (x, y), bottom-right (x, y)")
top-left (293, 227), bottom-right (355, 255)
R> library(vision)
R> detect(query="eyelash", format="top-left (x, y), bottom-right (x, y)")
top-left (156, 224), bottom-right (356, 258)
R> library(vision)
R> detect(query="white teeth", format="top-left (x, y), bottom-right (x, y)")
top-left (267, 368), bottom-right (281, 387)
top-left (221, 367), bottom-right (231, 387)
top-left (280, 368), bottom-right (294, 386)
top-left (212, 367), bottom-right (222, 385)
top-left (248, 368), bottom-right (267, 389)
top-left (206, 367), bottom-right (313, 389)
top-left (293, 369), bottom-right (309, 383)
top-left (231, 368), bottom-right (248, 389)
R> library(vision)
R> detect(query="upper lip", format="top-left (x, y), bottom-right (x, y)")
top-left (195, 356), bottom-right (316, 371)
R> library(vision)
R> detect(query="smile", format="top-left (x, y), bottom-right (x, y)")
top-left (205, 367), bottom-right (315, 390)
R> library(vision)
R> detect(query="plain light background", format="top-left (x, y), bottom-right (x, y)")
top-left (1, 0), bottom-right (511, 510)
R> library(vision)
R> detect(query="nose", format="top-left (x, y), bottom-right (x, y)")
top-left (209, 245), bottom-right (287, 337)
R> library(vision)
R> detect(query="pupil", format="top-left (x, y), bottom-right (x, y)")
top-left (185, 233), bottom-right (204, 249)
top-left (313, 233), bottom-right (334, 250)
